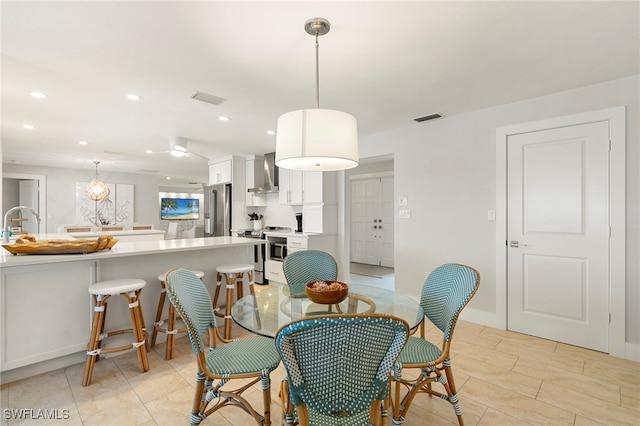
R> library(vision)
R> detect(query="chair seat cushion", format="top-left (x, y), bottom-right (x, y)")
top-left (206, 337), bottom-right (280, 374)
top-left (397, 336), bottom-right (442, 365)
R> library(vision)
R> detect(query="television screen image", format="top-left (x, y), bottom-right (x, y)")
top-left (161, 197), bottom-right (200, 220)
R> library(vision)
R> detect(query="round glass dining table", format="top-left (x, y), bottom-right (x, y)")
top-left (231, 283), bottom-right (424, 338)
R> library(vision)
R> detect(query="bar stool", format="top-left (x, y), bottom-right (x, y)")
top-left (151, 270), bottom-right (205, 360)
top-left (212, 264), bottom-right (255, 339)
top-left (83, 278), bottom-right (149, 386)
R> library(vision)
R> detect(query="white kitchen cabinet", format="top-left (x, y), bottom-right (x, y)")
top-left (1, 262), bottom-right (95, 372)
top-left (208, 159), bottom-right (232, 184)
top-left (279, 168), bottom-right (303, 205)
top-left (302, 204), bottom-right (337, 234)
top-left (279, 170), bottom-right (337, 206)
top-left (245, 156), bottom-right (266, 207)
top-left (265, 259), bottom-right (286, 284)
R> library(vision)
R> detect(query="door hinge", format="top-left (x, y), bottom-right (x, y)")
top-left (608, 140), bottom-right (612, 152)
top-left (609, 312), bottom-right (612, 324)
top-left (609, 226), bottom-right (612, 238)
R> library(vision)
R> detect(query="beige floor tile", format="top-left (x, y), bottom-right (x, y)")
top-left (73, 388), bottom-right (152, 426)
top-left (478, 407), bottom-right (534, 425)
top-left (453, 354), bottom-right (542, 398)
top-left (582, 358), bottom-right (640, 387)
top-left (495, 339), bottom-right (584, 373)
top-left (144, 385), bottom-right (230, 426)
top-left (461, 377), bottom-right (575, 425)
top-left (620, 382), bottom-right (640, 410)
top-left (127, 368), bottom-right (191, 404)
top-left (573, 415), bottom-right (609, 426)
top-left (537, 381), bottom-right (639, 425)
top-left (451, 340), bottom-right (519, 370)
top-left (512, 357), bottom-right (621, 404)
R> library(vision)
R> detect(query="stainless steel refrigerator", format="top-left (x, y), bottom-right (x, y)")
top-left (203, 183), bottom-right (231, 237)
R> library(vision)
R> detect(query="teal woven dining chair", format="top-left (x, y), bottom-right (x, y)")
top-left (164, 268), bottom-right (281, 425)
top-left (391, 263), bottom-right (480, 426)
top-left (283, 250), bottom-right (338, 295)
top-left (276, 313), bottom-right (409, 426)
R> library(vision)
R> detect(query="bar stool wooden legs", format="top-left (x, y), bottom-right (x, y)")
top-left (212, 264), bottom-right (255, 340)
top-left (83, 278), bottom-right (149, 386)
top-left (151, 270), bottom-right (204, 360)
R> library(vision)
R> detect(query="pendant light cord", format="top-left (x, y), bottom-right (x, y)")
top-left (315, 32), bottom-right (320, 109)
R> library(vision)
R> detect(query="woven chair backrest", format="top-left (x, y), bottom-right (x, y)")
top-left (283, 250), bottom-right (338, 295)
top-left (275, 314), bottom-right (408, 422)
top-left (165, 268), bottom-right (216, 354)
top-left (420, 263), bottom-right (480, 342)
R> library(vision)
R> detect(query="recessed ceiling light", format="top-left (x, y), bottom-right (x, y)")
top-left (126, 93), bottom-right (141, 101)
top-left (219, 116), bottom-right (230, 121)
top-left (267, 130), bottom-right (276, 135)
top-left (166, 176), bottom-right (172, 180)
top-left (31, 91), bottom-right (47, 99)
top-left (145, 149), bottom-right (153, 154)
top-left (79, 140), bottom-right (88, 145)
top-left (23, 124), bottom-right (34, 130)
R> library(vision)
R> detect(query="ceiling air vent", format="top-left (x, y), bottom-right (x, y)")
top-left (413, 113), bottom-right (443, 123)
top-left (190, 91), bottom-right (226, 106)
top-left (137, 169), bottom-right (159, 174)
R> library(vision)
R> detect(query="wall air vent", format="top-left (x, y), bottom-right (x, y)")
top-left (413, 113), bottom-right (443, 123)
top-left (136, 169), bottom-right (159, 174)
top-left (190, 91), bottom-right (227, 106)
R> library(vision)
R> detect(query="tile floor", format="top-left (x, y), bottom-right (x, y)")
top-left (1, 268), bottom-right (639, 425)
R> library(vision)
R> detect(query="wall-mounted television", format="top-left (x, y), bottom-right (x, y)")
top-left (160, 197), bottom-right (200, 220)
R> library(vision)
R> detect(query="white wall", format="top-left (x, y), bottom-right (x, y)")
top-left (2, 164), bottom-right (162, 232)
top-left (359, 75), bottom-right (640, 346)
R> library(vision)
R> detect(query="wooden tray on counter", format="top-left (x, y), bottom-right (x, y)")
top-left (2, 235), bottom-right (118, 255)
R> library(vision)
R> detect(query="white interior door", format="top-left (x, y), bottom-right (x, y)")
top-left (507, 121), bottom-right (610, 352)
top-left (350, 176), bottom-right (394, 267)
top-left (19, 180), bottom-right (39, 234)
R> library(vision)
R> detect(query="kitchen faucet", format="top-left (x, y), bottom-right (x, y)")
top-left (2, 206), bottom-right (41, 243)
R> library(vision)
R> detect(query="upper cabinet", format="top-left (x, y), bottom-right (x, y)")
top-left (246, 156), bottom-right (266, 207)
top-left (279, 168), bottom-right (303, 205)
top-left (279, 170), bottom-right (336, 206)
top-left (209, 159), bottom-right (232, 184)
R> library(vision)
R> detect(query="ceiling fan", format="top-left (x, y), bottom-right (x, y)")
top-left (153, 136), bottom-right (209, 160)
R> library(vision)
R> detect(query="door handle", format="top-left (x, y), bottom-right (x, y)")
top-left (509, 240), bottom-right (528, 248)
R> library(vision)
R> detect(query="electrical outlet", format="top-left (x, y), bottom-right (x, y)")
top-left (399, 209), bottom-right (411, 219)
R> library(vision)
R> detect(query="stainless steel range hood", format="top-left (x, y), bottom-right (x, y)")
top-left (248, 152), bottom-right (279, 193)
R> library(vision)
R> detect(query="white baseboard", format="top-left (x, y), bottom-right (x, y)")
top-left (458, 307), bottom-right (499, 329)
top-left (459, 308), bottom-right (640, 362)
top-left (625, 342), bottom-right (640, 362)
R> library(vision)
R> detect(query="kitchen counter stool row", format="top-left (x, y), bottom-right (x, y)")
top-left (82, 263), bottom-right (254, 386)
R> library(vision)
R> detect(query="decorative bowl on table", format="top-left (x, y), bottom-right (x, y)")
top-left (305, 280), bottom-right (349, 304)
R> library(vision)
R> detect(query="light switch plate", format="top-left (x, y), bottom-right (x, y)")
top-left (399, 197), bottom-right (408, 206)
top-left (399, 209), bottom-right (411, 219)
top-left (487, 210), bottom-right (496, 221)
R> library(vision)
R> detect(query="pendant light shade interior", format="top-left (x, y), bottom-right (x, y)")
top-left (84, 161), bottom-right (110, 201)
top-left (275, 17), bottom-right (359, 172)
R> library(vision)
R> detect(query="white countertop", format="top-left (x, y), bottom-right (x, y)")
top-left (0, 235), bottom-right (264, 267)
top-left (64, 229), bottom-right (165, 238)
top-left (262, 231), bottom-right (331, 238)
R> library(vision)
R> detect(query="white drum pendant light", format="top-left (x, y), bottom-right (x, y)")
top-left (84, 161), bottom-right (110, 201)
top-left (275, 18), bottom-right (359, 171)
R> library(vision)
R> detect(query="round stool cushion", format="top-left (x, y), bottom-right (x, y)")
top-left (216, 264), bottom-right (254, 274)
top-left (158, 270), bottom-right (204, 282)
top-left (89, 278), bottom-right (146, 295)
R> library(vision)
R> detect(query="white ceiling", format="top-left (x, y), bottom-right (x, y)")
top-left (2, 1), bottom-right (638, 187)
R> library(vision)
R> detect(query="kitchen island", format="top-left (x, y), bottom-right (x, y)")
top-left (0, 236), bottom-right (264, 382)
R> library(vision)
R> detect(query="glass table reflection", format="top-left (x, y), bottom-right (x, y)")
top-left (231, 283), bottom-right (424, 338)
